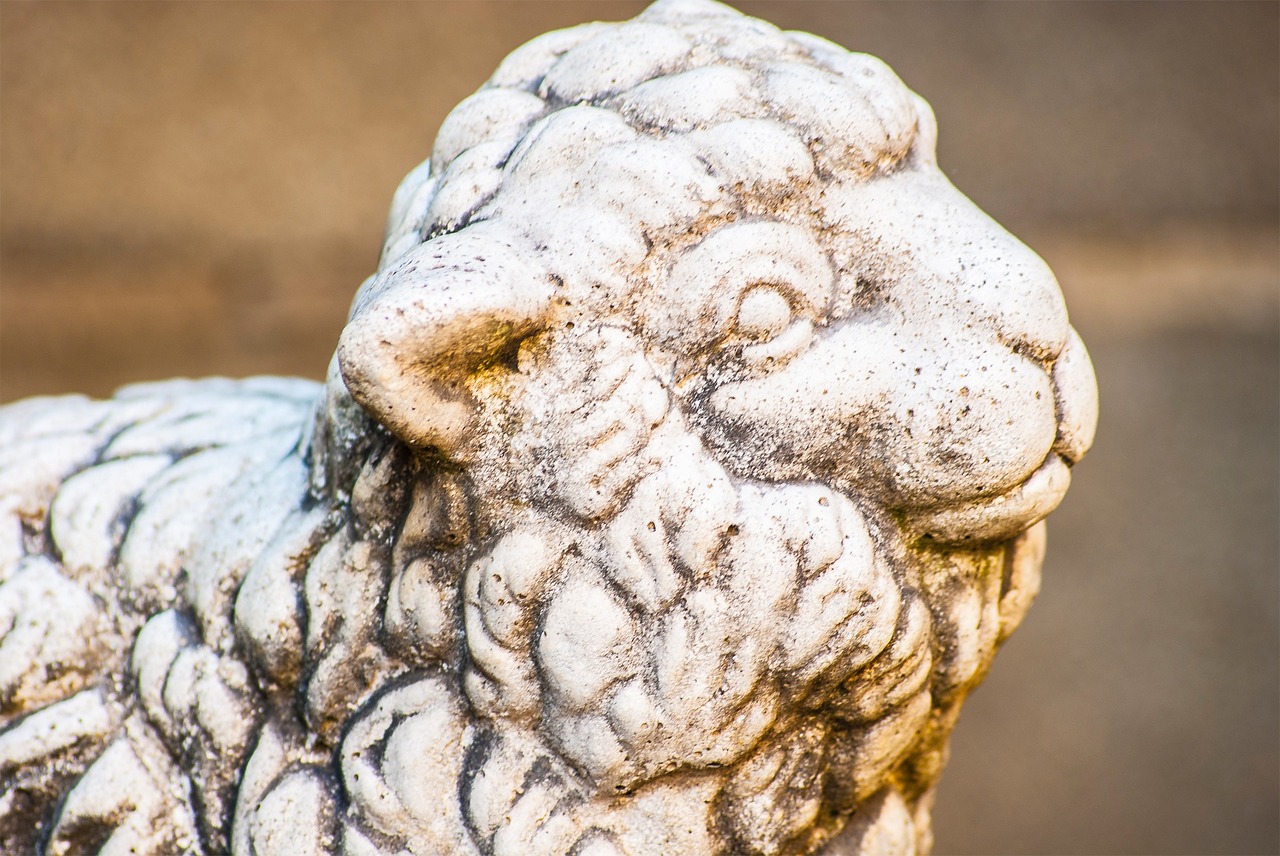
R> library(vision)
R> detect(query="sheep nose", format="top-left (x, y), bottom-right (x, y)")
top-left (1049, 326), bottom-right (1099, 464)
top-left (990, 243), bottom-right (1072, 363)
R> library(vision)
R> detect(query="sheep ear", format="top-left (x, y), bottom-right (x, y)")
top-left (337, 226), bottom-right (552, 455)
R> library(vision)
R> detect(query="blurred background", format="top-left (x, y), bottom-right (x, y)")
top-left (1, 2), bottom-right (1276, 853)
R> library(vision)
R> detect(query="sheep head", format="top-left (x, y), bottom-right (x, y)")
top-left (334, 0), bottom-right (1096, 542)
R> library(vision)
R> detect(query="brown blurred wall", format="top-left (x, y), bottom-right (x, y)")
top-left (2, 3), bottom-right (1277, 855)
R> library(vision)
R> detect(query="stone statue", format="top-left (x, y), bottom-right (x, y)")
top-left (0, 1), bottom-right (1097, 853)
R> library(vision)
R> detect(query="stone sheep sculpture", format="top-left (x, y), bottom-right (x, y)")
top-left (0, 1), bottom-right (1098, 853)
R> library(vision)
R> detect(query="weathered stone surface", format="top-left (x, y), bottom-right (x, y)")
top-left (0, 1), bottom-right (1096, 853)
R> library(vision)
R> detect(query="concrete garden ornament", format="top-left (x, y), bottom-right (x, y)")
top-left (0, 1), bottom-right (1098, 853)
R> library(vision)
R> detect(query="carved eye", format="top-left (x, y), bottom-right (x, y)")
top-left (735, 286), bottom-right (792, 341)
top-left (644, 221), bottom-right (834, 364)
top-left (734, 285), bottom-right (814, 368)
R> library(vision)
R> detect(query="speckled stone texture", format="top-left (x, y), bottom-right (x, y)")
top-left (0, 1), bottom-right (1096, 853)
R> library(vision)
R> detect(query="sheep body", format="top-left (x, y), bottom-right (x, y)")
top-left (0, 2), bottom-right (1096, 853)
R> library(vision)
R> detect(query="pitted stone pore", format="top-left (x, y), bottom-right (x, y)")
top-left (0, 1), bottom-right (1096, 854)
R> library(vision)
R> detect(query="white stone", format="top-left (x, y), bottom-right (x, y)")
top-left (0, 1), bottom-right (1098, 854)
